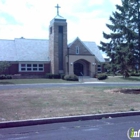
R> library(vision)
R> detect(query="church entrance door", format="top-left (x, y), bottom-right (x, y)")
top-left (74, 63), bottom-right (84, 76)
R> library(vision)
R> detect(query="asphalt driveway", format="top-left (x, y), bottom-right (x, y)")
top-left (0, 115), bottom-right (140, 140)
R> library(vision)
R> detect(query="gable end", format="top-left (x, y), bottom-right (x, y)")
top-left (69, 38), bottom-right (92, 55)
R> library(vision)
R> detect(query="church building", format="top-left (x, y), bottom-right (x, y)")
top-left (0, 4), bottom-right (105, 77)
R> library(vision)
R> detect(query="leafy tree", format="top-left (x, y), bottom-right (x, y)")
top-left (0, 62), bottom-right (10, 73)
top-left (100, 0), bottom-right (140, 77)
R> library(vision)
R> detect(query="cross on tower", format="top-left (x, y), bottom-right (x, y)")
top-left (55, 4), bottom-right (61, 16)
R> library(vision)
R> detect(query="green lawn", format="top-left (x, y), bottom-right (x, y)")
top-left (0, 78), bottom-right (78, 85)
top-left (104, 76), bottom-right (140, 82)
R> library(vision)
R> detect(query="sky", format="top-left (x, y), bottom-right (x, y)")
top-left (0, 0), bottom-right (122, 46)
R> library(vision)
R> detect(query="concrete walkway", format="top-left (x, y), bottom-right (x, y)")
top-left (78, 76), bottom-right (98, 82)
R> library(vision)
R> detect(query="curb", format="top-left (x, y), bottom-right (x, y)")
top-left (0, 111), bottom-right (140, 128)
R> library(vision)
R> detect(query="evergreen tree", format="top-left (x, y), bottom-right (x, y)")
top-left (100, 0), bottom-right (140, 77)
top-left (0, 62), bottom-right (10, 74)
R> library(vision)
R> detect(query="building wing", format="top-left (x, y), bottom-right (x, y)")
top-left (0, 38), bottom-right (49, 62)
top-left (68, 37), bottom-right (105, 63)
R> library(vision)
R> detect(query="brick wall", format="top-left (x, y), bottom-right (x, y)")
top-left (1, 63), bottom-right (18, 75)
top-left (1, 63), bottom-right (50, 76)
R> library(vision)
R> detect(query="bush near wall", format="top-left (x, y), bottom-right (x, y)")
top-left (0, 75), bottom-right (12, 80)
top-left (97, 73), bottom-right (108, 80)
top-left (64, 75), bottom-right (78, 81)
top-left (53, 74), bottom-right (61, 79)
top-left (131, 73), bottom-right (140, 76)
top-left (46, 73), bottom-right (62, 79)
top-left (6, 75), bottom-right (13, 79)
top-left (60, 74), bottom-right (65, 80)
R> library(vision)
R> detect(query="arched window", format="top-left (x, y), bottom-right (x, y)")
top-left (76, 46), bottom-right (79, 54)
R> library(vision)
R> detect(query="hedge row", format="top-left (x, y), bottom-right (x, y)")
top-left (97, 73), bottom-right (108, 80)
top-left (46, 73), bottom-right (78, 81)
top-left (46, 73), bottom-right (61, 79)
top-left (131, 73), bottom-right (140, 76)
top-left (64, 75), bottom-right (78, 81)
top-left (0, 75), bottom-right (13, 80)
top-left (46, 73), bottom-right (66, 79)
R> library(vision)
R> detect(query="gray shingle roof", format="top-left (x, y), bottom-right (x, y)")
top-left (0, 38), bottom-right (49, 61)
top-left (0, 39), bottom-right (17, 61)
top-left (83, 41), bottom-right (105, 62)
top-left (0, 37), bottom-right (104, 63)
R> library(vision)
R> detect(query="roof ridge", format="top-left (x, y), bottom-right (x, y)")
top-left (14, 38), bottom-right (49, 41)
top-left (83, 41), bottom-right (95, 43)
top-left (0, 39), bottom-right (14, 41)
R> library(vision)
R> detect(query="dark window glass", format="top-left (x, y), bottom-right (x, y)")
top-left (33, 68), bottom-right (37, 71)
top-left (33, 64), bottom-right (37, 67)
top-left (21, 68), bottom-right (26, 71)
top-left (39, 64), bottom-right (43, 67)
top-left (50, 27), bottom-right (52, 34)
top-left (76, 47), bottom-right (79, 54)
top-left (59, 26), bottom-right (63, 33)
top-left (27, 64), bottom-right (31, 67)
top-left (27, 68), bottom-right (31, 71)
top-left (39, 68), bottom-right (43, 71)
top-left (21, 64), bottom-right (25, 67)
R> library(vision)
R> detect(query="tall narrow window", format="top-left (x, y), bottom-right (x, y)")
top-left (59, 26), bottom-right (63, 33)
top-left (58, 26), bottom-right (63, 70)
top-left (76, 46), bottom-right (79, 54)
top-left (97, 64), bottom-right (102, 73)
top-left (50, 27), bottom-right (52, 34)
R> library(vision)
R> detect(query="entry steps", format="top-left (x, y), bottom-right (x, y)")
top-left (78, 76), bottom-right (98, 82)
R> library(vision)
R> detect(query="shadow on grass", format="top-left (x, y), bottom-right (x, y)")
top-left (120, 77), bottom-right (140, 81)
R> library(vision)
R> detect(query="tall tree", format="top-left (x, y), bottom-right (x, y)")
top-left (0, 62), bottom-right (10, 74)
top-left (100, 0), bottom-right (140, 77)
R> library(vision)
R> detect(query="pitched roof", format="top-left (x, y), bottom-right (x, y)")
top-left (0, 38), bottom-right (49, 62)
top-left (83, 41), bottom-right (105, 62)
top-left (0, 39), bottom-right (17, 61)
top-left (69, 37), bottom-right (105, 62)
top-left (0, 37), bottom-right (105, 63)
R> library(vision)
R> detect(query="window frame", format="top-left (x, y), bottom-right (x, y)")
top-left (76, 46), bottom-right (79, 54)
top-left (19, 63), bottom-right (44, 72)
top-left (97, 64), bottom-right (102, 73)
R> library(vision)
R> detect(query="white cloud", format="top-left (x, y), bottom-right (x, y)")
top-left (0, 0), bottom-right (122, 45)
top-left (0, 18), bottom-right (7, 24)
top-left (88, 0), bottom-right (104, 6)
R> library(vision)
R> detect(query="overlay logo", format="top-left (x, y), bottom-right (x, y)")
top-left (127, 128), bottom-right (140, 139)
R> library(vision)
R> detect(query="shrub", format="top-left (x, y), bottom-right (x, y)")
top-left (46, 73), bottom-right (53, 79)
top-left (0, 75), bottom-right (6, 80)
top-left (46, 73), bottom-right (49, 78)
top-left (131, 73), bottom-right (140, 76)
top-left (64, 75), bottom-right (78, 81)
top-left (60, 74), bottom-right (65, 80)
top-left (6, 75), bottom-right (12, 79)
top-left (46, 73), bottom-right (60, 79)
top-left (97, 73), bottom-right (108, 80)
top-left (53, 74), bottom-right (60, 79)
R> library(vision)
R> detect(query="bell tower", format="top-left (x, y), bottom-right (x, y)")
top-left (49, 4), bottom-right (67, 74)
